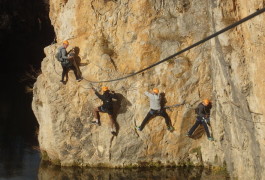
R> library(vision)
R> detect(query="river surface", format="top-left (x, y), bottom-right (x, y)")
top-left (0, 138), bottom-right (229, 180)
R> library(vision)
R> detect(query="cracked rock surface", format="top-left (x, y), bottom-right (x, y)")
top-left (33, 0), bottom-right (265, 179)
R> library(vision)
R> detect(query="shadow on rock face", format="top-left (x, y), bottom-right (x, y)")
top-left (160, 92), bottom-right (167, 108)
top-left (72, 46), bottom-right (88, 67)
top-left (190, 125), bottom-right (205, 139)
top-left (113, 93), bottom-right (132, 115)
top-left (112, 93), bottom-right (132, 136)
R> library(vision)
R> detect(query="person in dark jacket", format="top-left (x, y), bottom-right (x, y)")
top-left (136, 88), bottom-right (174, 132)
top-left (186, 99), bottom-right (214, 141)
top-left (58, 40), bottom-right (82, 83)
top-left (91, 86), bottom-right (118, 134)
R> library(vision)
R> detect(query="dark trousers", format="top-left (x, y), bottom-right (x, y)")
top-left (188, 116), bottom-right (210, 138)
top-left (61, 65), bottom-right (80, 81)
top-left (139, 109), bottom-right (171, 130)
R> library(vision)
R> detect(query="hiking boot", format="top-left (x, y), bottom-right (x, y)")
top-left (208, 137), bottom-right (214, 141)
top-left (135, 126), bottom-right (142, 131)
top-left (167, 126), bottom-right (174, 132)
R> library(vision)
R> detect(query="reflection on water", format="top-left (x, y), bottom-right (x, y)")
top-left (39, 163), bottom-right (229, 180)
top-left (0, 138), bottom-right (229, 180)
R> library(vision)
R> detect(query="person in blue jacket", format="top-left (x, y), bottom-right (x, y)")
top-left (57, 40), bottom-right (82, 83)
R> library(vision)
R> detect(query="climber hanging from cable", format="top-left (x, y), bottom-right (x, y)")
top-left (91, 86), bottom-right (118, 135)
top-left (56, 40), bottom-right (82, 84)
top-left (136, 88), bottom-right (174, 132)
top-left (186, 99), bottom-right (214, 141)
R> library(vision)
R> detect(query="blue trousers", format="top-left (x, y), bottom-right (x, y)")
top-left (188, 116), bottom-right (210, 138)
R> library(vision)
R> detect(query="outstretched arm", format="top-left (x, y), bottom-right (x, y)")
top-left (92, 87), bottom-right (103, 100)
top-left (144, 91), bottom-right (152, 98)
top-left (95, 92), bottom-right (103, 100)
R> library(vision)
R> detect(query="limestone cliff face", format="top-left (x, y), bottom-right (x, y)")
top-left (32, 0), bottom-right (265, 179)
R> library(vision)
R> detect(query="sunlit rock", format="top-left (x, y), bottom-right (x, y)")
top-left (32, 0), bottom-right (265, 179)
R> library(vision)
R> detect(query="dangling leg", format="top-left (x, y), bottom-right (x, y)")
top-left (201, 120), bottom-right (213, 141)
top-left (187, 118), bottom-right (201, 136)
top-left (92, 107), bottom-right (101, 125)
top-left (61, 65), bottom-right (68, 82)
top-left (65, 67), bottom-right (69, 82)
top-left (71, 65), bottom-right (81, 81)
top-left (108, 114), bottom-right (116, 134)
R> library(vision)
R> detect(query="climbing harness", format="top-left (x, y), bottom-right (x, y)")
top-left (202, 117), bottom-right (211, 126)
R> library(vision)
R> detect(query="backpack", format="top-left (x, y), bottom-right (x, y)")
top-left (55, 49), bottom-right (63, 62)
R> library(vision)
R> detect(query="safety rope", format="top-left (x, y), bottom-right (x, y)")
top-left (164, 101), bottom-right (186, 110)
top-left (49, 7), bottom-right (265, 118)
top-left (79, 7), bottom-right (265, 84)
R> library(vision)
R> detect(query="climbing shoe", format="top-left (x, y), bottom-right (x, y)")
top-left (60, 80), bottom-right (66, 85)
top-left (111, 130), bottom-right (117, 136)
top-left (167, 126), bottom-right (174, 132)
top-left (135, 126), bottom-right (142, 131)
top-left (186, 133), bottom-right (191, 137)
top-left (208, 137), bottom-right (214, 141)
top-left (76, 78), bottom-right (82, 82)
top-left (91, 120), bottom-right (100, 126)
top-left (111, 127), bottom-right (117, 135)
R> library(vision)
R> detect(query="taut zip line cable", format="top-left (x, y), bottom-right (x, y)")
top-left (79, 7), bottom-right (265, 84)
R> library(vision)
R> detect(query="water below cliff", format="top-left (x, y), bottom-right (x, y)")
top-left (0, 137), bottom-right (40, 180)
top-left (0, 139), bottom-right (229, 180)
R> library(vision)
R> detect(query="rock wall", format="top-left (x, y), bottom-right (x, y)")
top-left (32, 0), bottom-right (265, 179)
top-left (208, 1), bottom-right (265, 179)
